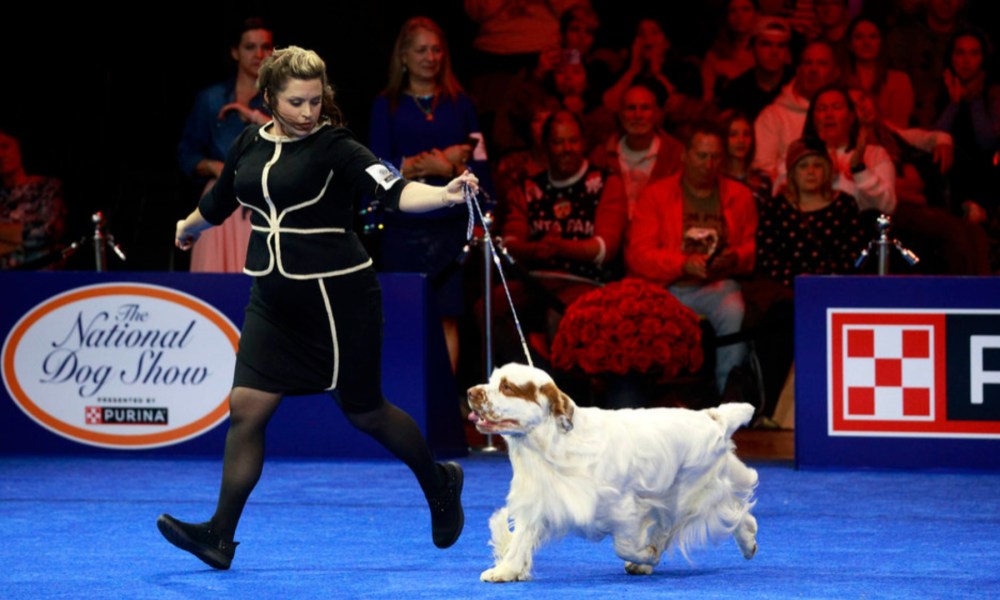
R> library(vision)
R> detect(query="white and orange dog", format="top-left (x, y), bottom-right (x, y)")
top-left (467, 363), bottom-right (759, 582)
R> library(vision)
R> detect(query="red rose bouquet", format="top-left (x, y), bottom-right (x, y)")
top-left (551, 278), bottom-right (704, 377)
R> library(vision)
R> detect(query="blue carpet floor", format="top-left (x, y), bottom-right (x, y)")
top-left (0, 454), bottom-right (997, 599)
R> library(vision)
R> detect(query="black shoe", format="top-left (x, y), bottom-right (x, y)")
top-left (156, 514), bottom-right (238, 570)
top-left (428, 462), bottom-right (464, 549)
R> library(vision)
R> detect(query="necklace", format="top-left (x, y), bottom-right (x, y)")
top-left (412, 92), bottom-right (438, 122)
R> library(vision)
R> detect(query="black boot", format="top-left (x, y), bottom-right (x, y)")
top-left (157, 514), bottom-right (238, 569)
top-left (428, 462), bottom-right (464, 549)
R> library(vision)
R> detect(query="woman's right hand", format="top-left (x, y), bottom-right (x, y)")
top-left (850, 126), bottom-right (870, 173)
top-left (175, 219), bottom-right (201, 251)
top-left (195, 159), bottom-right (225, 180)
top-left (629, 37), bottom-right (645, 73)
top-left (647, 39), bottom-right (666, 73)
top-left (218, 102), bottom-right (269, 125)
top-left (943, 69), bottom-right (965, 104)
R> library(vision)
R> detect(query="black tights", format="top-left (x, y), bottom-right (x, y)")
top-left (209, 386), bottom-right (444, 540)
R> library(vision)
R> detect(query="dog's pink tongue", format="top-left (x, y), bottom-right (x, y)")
top-left (468, 411), bottom-right (480, 423)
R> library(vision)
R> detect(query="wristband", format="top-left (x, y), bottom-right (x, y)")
top-left (441, 188), bottom-right (456, 208)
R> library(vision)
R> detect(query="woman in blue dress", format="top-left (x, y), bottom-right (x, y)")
top-left (368, 16), bottom-right (493, 373)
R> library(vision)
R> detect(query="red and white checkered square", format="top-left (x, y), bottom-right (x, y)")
top-left (85, 406), bottom-right (103, 425)
top-left (841, 325), bottom-right (934, 421)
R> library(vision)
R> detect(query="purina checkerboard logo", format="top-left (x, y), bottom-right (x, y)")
top-left (2, 283), bottom-right (239, 449)
top-left (829, 310), bottom-right (1000, 438)
top-left (85, 406), bottom-right (168, 425)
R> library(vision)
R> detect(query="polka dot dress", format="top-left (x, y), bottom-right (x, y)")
top-left (755, 191), bottom-right (868, 288)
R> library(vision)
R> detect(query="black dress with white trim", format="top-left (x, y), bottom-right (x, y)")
top-left (200, 122), bottom-right (408, 411)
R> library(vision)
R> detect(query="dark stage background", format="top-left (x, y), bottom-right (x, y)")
top-left (0, 2), bottom-right (478, 271)
top-left (0, 1), bottom-right (733, 272)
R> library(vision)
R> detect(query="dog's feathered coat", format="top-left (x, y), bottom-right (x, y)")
top-left (467, 363), bottom-right (758, 582)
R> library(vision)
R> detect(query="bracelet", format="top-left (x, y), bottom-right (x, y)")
top-left (441, 188), bottom-right (456, 208)
top-left (593, 237), bottom-right (607, 266)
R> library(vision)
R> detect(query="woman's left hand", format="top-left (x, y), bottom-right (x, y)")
top-left (441, 170), bottom-right (479, 207)
top-left (175, 219), bottom-right (201, 250)
top-left (412, 148), bottom-right (454, 178)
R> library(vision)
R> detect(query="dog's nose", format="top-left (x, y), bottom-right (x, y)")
top-left (467, 386), bottom-right (485, 406)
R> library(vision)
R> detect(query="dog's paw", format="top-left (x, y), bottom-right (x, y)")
top-left (480, 566), bottom-right (530, 583)
top-left (735, 513), bottom-right (758, 559)
top-left (624, 561), bottom-right (654, 576)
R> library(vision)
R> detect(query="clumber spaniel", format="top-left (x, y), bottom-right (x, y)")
top-left (467, 363), bottom-right (759, 582)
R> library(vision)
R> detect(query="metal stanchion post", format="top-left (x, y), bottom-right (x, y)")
top-left (93, 212), bottom-right (108, 272)
top-left (855, 214), bottom-right (919, 275)
top-left (474, 212), bottom-right (500, 454)
top-left (14, 210), bottom-right (130, 273)
top-left (90, 211), bottom-right (127, 272)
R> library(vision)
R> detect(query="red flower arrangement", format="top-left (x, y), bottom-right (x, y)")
top-left (551, 278), bottom-right (704, 377)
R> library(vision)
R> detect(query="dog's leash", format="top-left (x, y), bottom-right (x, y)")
top-left (462, 177), bottom-right (535, 368)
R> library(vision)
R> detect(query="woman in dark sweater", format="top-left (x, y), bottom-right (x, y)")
top-left (158, 46), bottom-right (477, 570)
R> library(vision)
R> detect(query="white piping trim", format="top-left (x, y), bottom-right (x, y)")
top-left (244, 258), bottom-right (372, 279)
top-left (242, 141), bottom-right (367, 278)
top-left (280, 170), bottom-right (333, 214)
top-left (254, 142), bottom-right (282, 275)
top-left (318, 279), bottom-right (340, 390)
top-left (258, 121), bottom-right (328, 143)
top-left (256, 226), bottom-right (346, 234)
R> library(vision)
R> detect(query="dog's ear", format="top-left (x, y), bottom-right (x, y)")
top-left (540, 382), bottom-right (574, 433)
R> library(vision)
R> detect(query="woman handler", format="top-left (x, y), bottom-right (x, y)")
top-left (158, 46), bottom-right (476, 569)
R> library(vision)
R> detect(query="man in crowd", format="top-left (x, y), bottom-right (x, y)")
top-left (625, 120), bottom-right (757, 395)
top-left (718, 16), bottom-right (795, 122)
top-left (493, 109), bottom-right (628, 367)
top-left (588, 78), bottom-right (684, 220)
top-left (753, 40), bottom-right (840, 183)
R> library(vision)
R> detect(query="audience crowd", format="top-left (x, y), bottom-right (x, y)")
top-left (8, 0), bottom-right (1000, 425)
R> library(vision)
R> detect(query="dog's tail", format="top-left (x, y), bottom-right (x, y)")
top-left (663, 403), bottom-right (758, 563)
top-left (707, 402), bottom-right (755, 438)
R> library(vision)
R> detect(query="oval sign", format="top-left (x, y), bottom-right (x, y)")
top-left (1, 283), bottom-right (239, 449)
